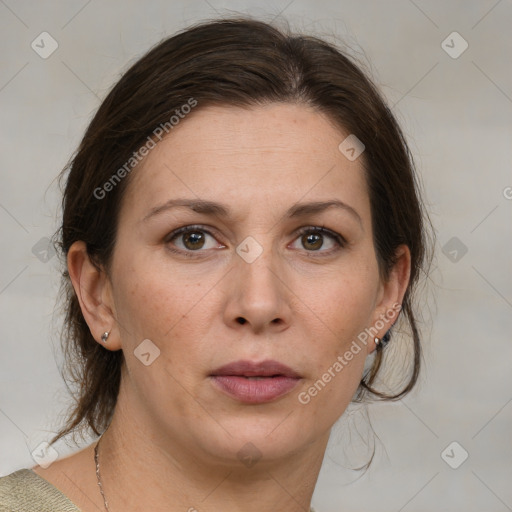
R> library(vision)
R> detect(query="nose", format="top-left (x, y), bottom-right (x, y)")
top-left (222, 246), bottom-right (291, 334)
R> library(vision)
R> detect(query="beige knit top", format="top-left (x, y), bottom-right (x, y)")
top-left (0, 468), bottom-right (318, 511)
top-left (0, 469), bottom-right (81, 511)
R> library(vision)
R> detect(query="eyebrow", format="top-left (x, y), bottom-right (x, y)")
top-left (142, 198), bottom-right (363, 226)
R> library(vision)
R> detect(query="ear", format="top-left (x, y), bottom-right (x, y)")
top-left (368, 244), bottom-right (411, 353)
top-left (67, 241), bottom-right (121, 351)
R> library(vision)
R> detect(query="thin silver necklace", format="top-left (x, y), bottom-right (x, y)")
top-left (94, 437), bottom-right (110, 511)
top-left (94, 436), bottom-right (316, 512)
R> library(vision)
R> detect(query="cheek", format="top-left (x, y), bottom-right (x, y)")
top-left (302, 262), bottom-right (380, 351)
top-left (110, 250), bottom-right (219, 375)
top-left (297, 339), bottom-right (366, 429)
top-left (295, 255), bottom-right (379, 414)
top-left (110, 259), bottom-right (213, 416)
top-left (111, 242), bottom-right (195, 329)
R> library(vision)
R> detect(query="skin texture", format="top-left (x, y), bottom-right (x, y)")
top-left (33, 103), bottom-right (410, 512)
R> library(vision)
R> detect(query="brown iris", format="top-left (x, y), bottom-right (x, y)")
top-left (183, 231), bottom-right (206, 250)
top-left (302, 232), bottom-right (323, 250)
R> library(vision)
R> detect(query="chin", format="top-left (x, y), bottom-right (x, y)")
top-left (193, 414), bottom-right (316, 466)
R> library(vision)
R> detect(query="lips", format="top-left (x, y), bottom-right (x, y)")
top-left (211, 359), bottom-right (301, 378)
top-left (210, 359), bottom-right (302, 404)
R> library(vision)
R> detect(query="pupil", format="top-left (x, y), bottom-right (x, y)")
top-left (304, 233), bottom-right (322, 250)
top-left (184, 232), bottom-right (204, 250)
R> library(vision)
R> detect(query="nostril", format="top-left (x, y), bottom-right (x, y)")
top-left (236, 317), bottom-right (247, 325)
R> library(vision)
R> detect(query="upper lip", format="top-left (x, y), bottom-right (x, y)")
top-left (210, 359), bottom-right (301, 378)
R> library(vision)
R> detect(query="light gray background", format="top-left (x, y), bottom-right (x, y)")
top-left (1, 1), bottom-right (511, 511)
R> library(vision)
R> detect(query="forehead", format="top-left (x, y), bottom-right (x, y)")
top-left (121, 103), bottom-right (370, 224)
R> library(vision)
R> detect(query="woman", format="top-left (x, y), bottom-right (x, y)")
top-left (0, 17), bottom-right (431, 512)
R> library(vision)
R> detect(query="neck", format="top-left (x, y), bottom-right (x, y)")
top-left (96, 380), bottom-right (328, 512)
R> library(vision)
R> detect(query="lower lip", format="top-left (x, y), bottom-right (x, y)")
top-left (210, 375), bottom-right (300, 404)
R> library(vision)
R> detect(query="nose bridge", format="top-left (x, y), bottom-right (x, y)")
top-left (237, 240), bottom-right (281, 299)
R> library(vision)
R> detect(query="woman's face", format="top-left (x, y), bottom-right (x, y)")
top-left (103, 103), bottom-right (406, 466)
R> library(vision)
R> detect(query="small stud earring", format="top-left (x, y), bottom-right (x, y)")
top-left (101, 331), bottom-right (110, 343)
top-left (374, 329), bottom-right (391, 349)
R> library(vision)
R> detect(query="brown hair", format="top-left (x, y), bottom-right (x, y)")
top-left (49, 17), bottom-right (433, 447)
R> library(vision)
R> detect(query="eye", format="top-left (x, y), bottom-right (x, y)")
top-left (165, 225), bottom-right (224, 255)
top-left (165, 224), bottom-right (345, 258)
top-left (290, 226), bottom-right (346, 254)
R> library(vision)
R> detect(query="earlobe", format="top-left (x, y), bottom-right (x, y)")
top-left (67, 241), bottom-right (120, 350)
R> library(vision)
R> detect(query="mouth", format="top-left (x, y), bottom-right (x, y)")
top-left (209, 359), bottom-right (302, 404)
top-left (210, 359), bottom-right (301, 378)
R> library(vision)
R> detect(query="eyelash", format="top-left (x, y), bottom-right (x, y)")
top-left (164, 224), bottom-right (346, 258)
